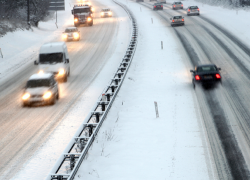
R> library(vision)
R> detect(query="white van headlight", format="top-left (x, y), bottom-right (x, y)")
top-left (73, 33), bottom-right (79, 39)
top-left (22, 93), bottom-right (30, 100)
top-left (43, 91), bottom-right (52, 99)
top-left (58, 69), bottom-right (66, 75)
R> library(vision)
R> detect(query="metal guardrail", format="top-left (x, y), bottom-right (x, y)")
top-left (46, 1), bottom-right (138, 180)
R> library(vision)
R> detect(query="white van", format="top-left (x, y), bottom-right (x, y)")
top-left (34, 42), bottom-right (70, 82)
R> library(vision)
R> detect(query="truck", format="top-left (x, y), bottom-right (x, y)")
top-left (71, 4), bottom-right (93, 27)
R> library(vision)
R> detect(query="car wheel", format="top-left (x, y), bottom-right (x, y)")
top-left (50, 95), bottom-right (56, 105)
top-left (56, 91), bottom-right (59, 100)
top-left (197, 13), bottom-right (200, 15)
top-left (63, 75), bottom-right (68, 83)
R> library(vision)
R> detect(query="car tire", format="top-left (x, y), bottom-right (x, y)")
top-left (63, 75), bottom-right (68, 83)
top-left (56, 91), bottom-right (59, 100)
top-left (197, 13), bottom-right (200, 15)
top-left (22, 103), bottom-right (29, 107)
top-left (88, 21), bottom-right (93, 26)
top-left (50, 95), bottom-right (56, 105)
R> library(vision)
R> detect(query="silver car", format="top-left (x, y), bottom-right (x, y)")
top-left (170, 16), bottom-right (184, 26)
top-left (100, 8), bottom-right (112, 17)
top-left (187, 6), bottom-right (200, 16)
top-left (62, 27), bottom-right (80, 41)
top-left (22, 73), bottom-right (59, 107)
top-left (172, 2), bottom-right (183, 9)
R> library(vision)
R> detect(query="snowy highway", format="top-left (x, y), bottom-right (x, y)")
top-left (0, 0), bottom-right (130, 179)
top-left (1, 0), bottom-right (250, 179)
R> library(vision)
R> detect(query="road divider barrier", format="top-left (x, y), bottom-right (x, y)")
top-left (46, 1), bottom-right (138, 180)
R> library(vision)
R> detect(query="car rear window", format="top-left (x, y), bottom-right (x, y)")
top-left (175, 2), bottom-right (182, 4)
top-left (27, 79), bottom-right (50, 88)
top-left (190, 6), bottom-right (198, 9)
top-left (155, 3), bottom-right (162, 5)
top-left (197, 66), bottom-right (217, 72)
top-left (173, 16), bottom-right (182, 19)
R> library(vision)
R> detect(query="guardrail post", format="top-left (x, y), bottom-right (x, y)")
top-left (107, 94), bottom-right (111, 101)
top-left (88, 125), bottom-right (93, 136)
top-left (58, 175), bottom-right (63, 180)
top-left (102, 104), bottom-right (105, 111)
top-left (70, 155), bottom-right (75, 170)
top-left (96, 113), bottom-right (100, 123)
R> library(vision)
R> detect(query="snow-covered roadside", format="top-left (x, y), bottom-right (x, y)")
top-left (73, 0), bottom-right (215, 179)
top-left (0, 0), bottom-right (72, 83)
top-left (10, 1), bottom-right (131, 180)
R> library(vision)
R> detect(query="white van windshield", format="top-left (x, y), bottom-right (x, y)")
top-left (40, 53), bottom-right (63, 64)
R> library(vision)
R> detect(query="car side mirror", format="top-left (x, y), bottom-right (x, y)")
top-left (66, 59), bottom-right (69, 63)
top-left (218, 68), bottom-right (221, 70)
top-left (190, 70), bottom-right (194, 73)
top-left (34, 60), bottom-right (38, 65)
top-left (71, 10), bottom-right (73, 15)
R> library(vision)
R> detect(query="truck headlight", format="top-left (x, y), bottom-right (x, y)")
top-left (101, 12), bottom-right (104, 16)
top-left (73, 32), bottom-right (79, 39)
top-left (74, 18), bottom-right (78, 22)
top-left (22, 93), bottom-right (30, 100)
top-left (109, 12), bottom-right (112, 15)
top-left (58, 69), bottom-right (66, 75)
top-left (43, 91), bottom-right (52, 99)
top-left (87, 17), bottom-right (92, 21)
top-left (91, 7), bottom-right (95, 12)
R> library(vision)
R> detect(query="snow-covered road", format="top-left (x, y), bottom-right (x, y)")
top-left (1, 0), bottom-right (250, 179)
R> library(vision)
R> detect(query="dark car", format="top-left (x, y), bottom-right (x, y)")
top-left (153, 3), bottom-right (163, 10)
top-left (172, 2), bottom-right (183, 9)
top-left (187, 6), bottom-right (200, 16)
top-left (190, 64), bottom-right (222, 88)
top-left (170, 16), bottom-right (184, 26)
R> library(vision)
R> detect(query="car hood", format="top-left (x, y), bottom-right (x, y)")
top-left (39, 63), bottom-right (65, 73)
top-left (24, 87), bottom-right (50, 96)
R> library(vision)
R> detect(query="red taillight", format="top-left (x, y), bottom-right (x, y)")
top-left (172, 20), bottom-right (175, 22)
top-left (182, 19), bottom-right (184, 21)
top-left (188, 9), bottom-right (190, 11)
top-left (174, 5), bottom-right (176, 7)
top-left (161, 5), bottom-right (163, 7)
top-left (215, 74), bottom-right (221, 79)
top-left (198, 8), bottom-right (200, 11)
top-left (195, 75), bottom-right (200, 80)
top-left (181, 4), bottom-right (183, 6)
top-left (154, 6), bottom-right (156, 7)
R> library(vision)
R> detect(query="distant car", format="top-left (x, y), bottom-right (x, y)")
top-left (170, 16), bottom-right (184, 26)
top-left (100, 8), bottom-right (112, 17)
top-left (136, 0), bottom-right (144, 2)
top-left (187, 6), bottom-right (200, 16)
top-left (153, 3), bottom-right (163, 10)
top-left (172, 2), bottom-right (183, 9)
top-left (190, 64), bottom-right (222, 88)
top-left (22, 73), bottom-right (59, 107)
top-left (62, 27), bottom-right (80, 41)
